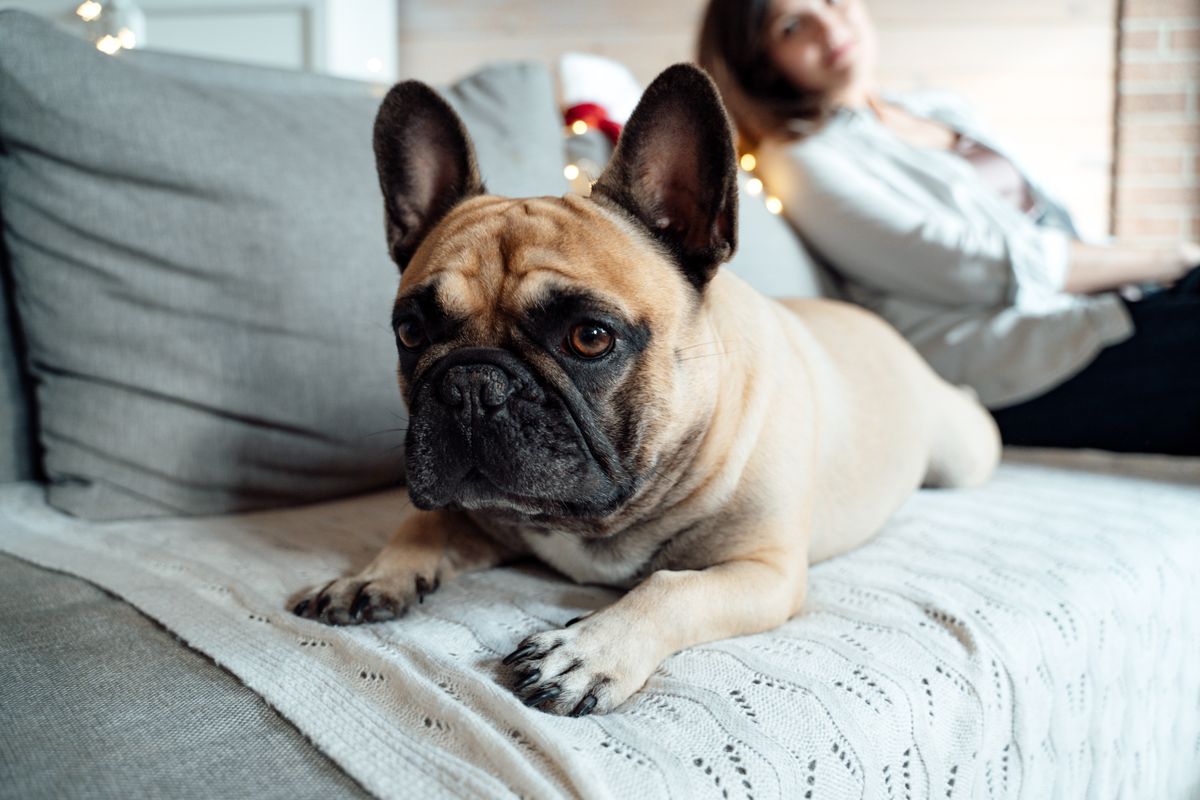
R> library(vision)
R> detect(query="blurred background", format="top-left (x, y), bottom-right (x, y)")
top-left (3, 0), bottom-right (1198, 246)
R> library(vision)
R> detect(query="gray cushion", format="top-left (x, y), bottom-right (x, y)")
top-left (728, 173), bottom-right (835, 298)
top-left (0, 552), bottom-right (371, 800)
top-left (0, 10), bottom-right (567, 519)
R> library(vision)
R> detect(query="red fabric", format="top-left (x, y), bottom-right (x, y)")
top-left (564, 102), bottom-right (622, 145)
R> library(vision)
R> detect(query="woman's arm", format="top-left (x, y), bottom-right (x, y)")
top-left (762, 142), bottom-right (1069, 307)
top-left (1064, 241), bottom-right (1199, 294)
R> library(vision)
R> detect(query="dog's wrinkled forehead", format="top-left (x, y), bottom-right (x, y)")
top-left (398, 193), bottom-right (687, 328)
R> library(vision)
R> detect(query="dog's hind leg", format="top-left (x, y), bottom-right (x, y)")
top-left (923, 383), bottom-right (1001, 489)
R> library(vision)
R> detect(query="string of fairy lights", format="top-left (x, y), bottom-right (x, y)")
top-left (75, 0), bottom-right (140, 54)
top-left (737, 152), bottom-right (784, 215)
top-left (563, 120), bottom-right (783, 215)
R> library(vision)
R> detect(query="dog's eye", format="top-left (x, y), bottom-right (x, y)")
top-left (396, 318), bottom-right (428, 351)
top-left (567, 323), bottom-right (614, 359)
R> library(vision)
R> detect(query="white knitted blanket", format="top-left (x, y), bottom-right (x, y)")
top-left (1, 450), bottom-right (1198, 799)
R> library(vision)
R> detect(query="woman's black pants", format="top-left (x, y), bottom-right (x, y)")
top-left (991, 266), bottom-right (1200, 456)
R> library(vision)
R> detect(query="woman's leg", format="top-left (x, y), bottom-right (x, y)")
top-left (991, 286), bottom-right (1200, 456)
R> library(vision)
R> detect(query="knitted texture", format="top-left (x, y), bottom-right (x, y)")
top-left (1, 450), bottom-right (1197, 799)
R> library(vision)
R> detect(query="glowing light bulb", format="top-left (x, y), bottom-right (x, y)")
top-left (570, 120), bottom-right (588, 135)
top-left (366, 57), bottom-right (383, 74)
top-left (564, 164), bottom-right (580, 181)
top-left (765, 196), bottom-right (783, 215)
top-left (76, 0), bottom-right (102, 21)
top-left (745, 178), bottom-right (763, 196)
top-left (739, 153), bottom-right (757, 171)
top-left (96, 34), bottom-right (122, 54)
top-left (117, 26), bottom-right (136, 49)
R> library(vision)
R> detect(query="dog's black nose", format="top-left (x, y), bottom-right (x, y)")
top-left (439, 364), bottom-right (515, 409)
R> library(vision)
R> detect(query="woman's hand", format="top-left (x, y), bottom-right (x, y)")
top-left (1064, 241), bottom-right (1199, 294)
top-left (1180, 241), bottom-right (1200, 272)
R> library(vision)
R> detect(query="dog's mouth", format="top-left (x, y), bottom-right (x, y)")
top-left (401, 348), bottom-right (633, 520)
top-left (449, 467), bottom-right (524, 511)
top-left (436, 465), bottom-right (629, 520)
top-left (408, 441), bottom-right (632, 520)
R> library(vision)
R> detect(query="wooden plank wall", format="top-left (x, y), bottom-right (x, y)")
top-left (398, 0), bottom-right (1117, 236)
top-left (873, 1), bottom-right (1116, 239)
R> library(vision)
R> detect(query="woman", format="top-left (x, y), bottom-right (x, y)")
top-left (698, 0), bottom-right (1200, 455)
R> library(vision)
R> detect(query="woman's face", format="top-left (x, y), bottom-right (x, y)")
top-left (764, 0), bottom-right (876, 100)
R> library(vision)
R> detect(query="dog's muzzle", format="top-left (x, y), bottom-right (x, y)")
top-left (424, 347), bottom-right (546, 416)
top-left (402, 346), bottom-right (630, 517)
top-left (439, 363), bottom-right (512, 410)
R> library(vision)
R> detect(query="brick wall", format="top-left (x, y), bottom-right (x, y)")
top-left (1114, 0), bottom-right (1200, 244)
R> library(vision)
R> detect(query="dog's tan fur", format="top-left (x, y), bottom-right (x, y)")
top-left (296, 182), bottom-right (1000, 713)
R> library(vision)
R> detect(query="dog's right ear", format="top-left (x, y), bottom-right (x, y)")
top-left (590, 64), bottom-right (738, 292)
top-left (373, 82), bottom-right (483, 272)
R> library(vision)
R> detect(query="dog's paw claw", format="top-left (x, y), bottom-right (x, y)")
top-left (502, 643), bottom-right (538, 665)
top-left (313, 590), bottom-right (335, 617)
top-left (569, 694), bottom-right (598, 717)
top-left (291, 573), bottom-right (435, 626)
top-left (349, 588), bottom-right (372, 619)
top-left (414, 575), bottom-right (440, 604)
top-left (514, 669), bottom-right (541, 691)
top-left (523, 685), bottom-right (562, 707)
top-left (503, 626), bottom-right (643, 716)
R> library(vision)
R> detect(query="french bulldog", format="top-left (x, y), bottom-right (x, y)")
top-left (292, 63), bottom-right (1000, 717)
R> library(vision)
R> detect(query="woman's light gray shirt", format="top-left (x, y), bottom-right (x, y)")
top-left (757, 91), bottom-right (1133, 409)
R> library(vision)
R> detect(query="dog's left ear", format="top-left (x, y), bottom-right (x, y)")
top-left (590, 63), bottom-right (738, 291)
top-left (373, 81), bottom-right (484, 272)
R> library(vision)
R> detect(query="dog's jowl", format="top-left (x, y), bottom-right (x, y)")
top-left (291, 63), bottom-right (1000, 716)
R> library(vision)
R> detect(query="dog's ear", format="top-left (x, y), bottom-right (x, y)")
top-left (373, 81), bottom-right (484, 271)
top-left (590, 63), bottom-right (738, 291)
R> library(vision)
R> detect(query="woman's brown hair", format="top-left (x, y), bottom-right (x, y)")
top-left (696, 0), bottom-right (830, 148)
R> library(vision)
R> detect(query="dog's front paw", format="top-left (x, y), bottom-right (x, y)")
top-left (291, 572), bottom-right (439, 626)
top-left (502, 618), bottom-right (656, 716)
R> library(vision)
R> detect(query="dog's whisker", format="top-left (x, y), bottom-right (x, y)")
top-left (677, 350), bottom-right (739, 364)
top-left (674, 339), bottom-right (739, 355)
top-left (365, 427), bottom-right (409, 438)
top-left (675, 340), bottom-right (720, 353)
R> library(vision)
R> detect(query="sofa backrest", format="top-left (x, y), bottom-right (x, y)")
top-left (0, 205), bottom-right (37, 483)
top-left (0, 10), bottom-right (567, 518)
top-left (0, 11), bottom-right (835, 508)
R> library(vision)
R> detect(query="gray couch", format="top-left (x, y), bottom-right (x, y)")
top-left (0, 552), bottom-right (373, 799)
